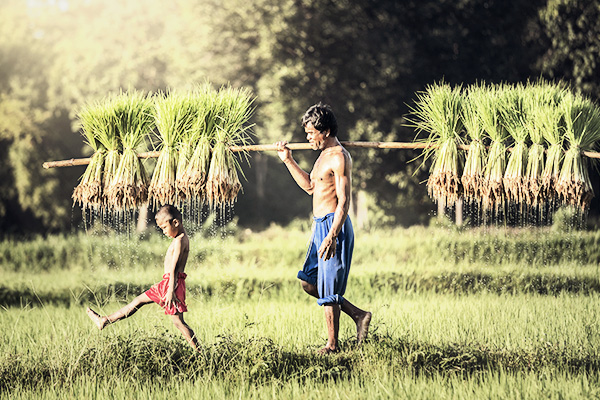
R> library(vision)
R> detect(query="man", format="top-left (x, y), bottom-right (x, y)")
top-left (275, 103), bottom-right (371, 354)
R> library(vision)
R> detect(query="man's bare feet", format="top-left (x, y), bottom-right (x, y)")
top-left (356, 311), bottom-right (371, 346)
top-left (317, 346), bottom-right (339, 355)
top-left (86, 307), bottom-right (108, 330)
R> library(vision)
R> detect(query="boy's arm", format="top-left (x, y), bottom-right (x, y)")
top-left (164, 237), bottom-right (183, 309)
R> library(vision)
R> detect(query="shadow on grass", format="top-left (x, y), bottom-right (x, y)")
top-left (367, 331), bottom-right (600, 376)
top-left (2, 329), bottom-right (600, 395)
top-left (0, 332), bottom-right (355, 394)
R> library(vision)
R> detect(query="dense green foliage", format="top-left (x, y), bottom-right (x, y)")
top-left (536, 0), bottom-right (600, 97)
top-left (1, 0), bottom-right (599, 233)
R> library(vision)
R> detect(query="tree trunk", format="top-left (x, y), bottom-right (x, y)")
top-left (137, 204), bottom-right (148, 233)
top-left (455, 197), bottom-right (463, 227)
top-left (254, 153), bottom-right (267, 225)
top-left (351, 189), bottom-right (369, 230)
top-left (437, 201), bottom-right (445, 221)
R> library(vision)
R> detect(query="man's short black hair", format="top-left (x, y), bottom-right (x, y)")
top-left (155, 204), bottom-right (182, 222)
top-left (302, 103), bottom-right (338, 137)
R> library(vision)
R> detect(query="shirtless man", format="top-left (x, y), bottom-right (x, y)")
top-left (275, 103), bottom-right (371, 354)
top-left (86, 204), bottom-right (199, 351)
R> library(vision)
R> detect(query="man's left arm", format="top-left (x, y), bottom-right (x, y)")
top-left (318, 153), bottom-right (351, 260)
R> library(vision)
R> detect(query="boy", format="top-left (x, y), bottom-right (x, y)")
top-left (86, 204), bottom-right (199, 351)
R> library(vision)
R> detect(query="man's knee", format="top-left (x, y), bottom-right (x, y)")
top-left (301, 280), bottom-right (318, 296)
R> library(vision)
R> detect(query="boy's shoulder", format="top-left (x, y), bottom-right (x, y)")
top-left (175, 231), bottom-right (190, 249)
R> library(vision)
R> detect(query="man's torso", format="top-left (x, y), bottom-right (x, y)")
top-left (310, 146), bottom-right (351, 217)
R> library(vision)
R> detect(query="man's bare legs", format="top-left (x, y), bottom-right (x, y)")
top-left (86, 293), bottom-right (154, 330)
top-left (171, 313), bottom-right (200, 351)
top-left (341, 297), bottom-right (372, 345)
top-left (300, 280), bottom-right (371, 349)
top-left (319, 304), bottom-right (340, 354)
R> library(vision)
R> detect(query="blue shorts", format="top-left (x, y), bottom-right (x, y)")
top-left (297, 213), bottom-right (354, 306)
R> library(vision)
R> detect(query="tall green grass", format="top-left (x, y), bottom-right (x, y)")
top-left (3, 226), bottom-right (600, 398)
top-left (3, 294), bottom-right (600, 398)
top-left (3, 225), bottom-right (600, 273)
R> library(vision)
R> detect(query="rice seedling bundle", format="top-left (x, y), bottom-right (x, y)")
top-left (174, 88), bottom-right (209, 203)
top-left (460, 84), bottom-right (487, 203)
top-left (540, 85), bottom-right (567, 206)
top-left (86, 97), bottom-right (123, 210)
top-left (501, 84), bottom-right (529, 206)
top-left (522, 85), bottom-right (545, 207)
top-left (72, 101), bottom-right (108, 211)
top-left (175, 134), bottom-right (194, 202)
top-left (479, 84), bottom-right (509, 211)
top-left (206, 85), bottom-right (255, 209)
top-left (410, 82), bottom-right (464, 208)
top-left (520, 81), bottom-right (562, 207)
top-left (555, 92), bottom-right (600, 210)
top-left (149, 91), bottom-right (198, 208)
top-left (176, 84), bottom-right (220, 203)
top-left (104, 91), bottom-right (155, 211)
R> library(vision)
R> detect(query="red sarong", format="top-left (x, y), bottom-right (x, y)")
top-left (145, 272), bottom-right (188, 315)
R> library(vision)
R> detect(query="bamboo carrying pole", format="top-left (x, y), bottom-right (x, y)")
top-left (42, 141), bottom-right (600, 169)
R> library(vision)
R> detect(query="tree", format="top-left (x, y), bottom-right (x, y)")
top-left (3, 0), bottom-right (597, 232)
top-left (534, 0), bottom-right (600, 100)
top-left (0, 1), bottom-right (74, 232)
top-left (217, 0), bottom-right (548, 227)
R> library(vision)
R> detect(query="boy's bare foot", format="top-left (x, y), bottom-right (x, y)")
top-left (317, 346), bottom-right (339, 355)
top-left (86, 307), bottom-right (108, 330)
top-left (356, 311), bottom-right (371, 345)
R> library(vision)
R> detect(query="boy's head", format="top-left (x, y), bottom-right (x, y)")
top-left (155, 205), bottom-right (183, 237)
top-left (155, 204), bottom-right (182, 223)
top-left (301, 103), bottom-right (338, 137)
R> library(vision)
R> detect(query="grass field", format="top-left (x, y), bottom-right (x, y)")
top-left (2, 223), bottom-right (600, 399)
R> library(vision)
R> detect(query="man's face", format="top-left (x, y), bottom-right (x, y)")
top-left (304, 122), bottom-right (328, 150)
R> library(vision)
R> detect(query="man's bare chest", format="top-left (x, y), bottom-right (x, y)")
top-left (311, 158), bottom-right (334, 184)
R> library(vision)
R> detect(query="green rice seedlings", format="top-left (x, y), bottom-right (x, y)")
top-left (555, 92), bottom-right (600, 210)
top-left (175, 132), bottom-right (194, 203)
top-left (88, 97), bottom-right (122, 210)
top-left (409, 82), bottom-right (464, 208)
top-left (104, 90), bottom-right (155, 211)
top-left (541, 110), bottom-right (565, 207)
top-left (178, 85), bottom-right (220, 204)
top-left (534, 81), bottom-right (565, 207)
top-left (174, 88), bottom-right (208, 203)
top-left (149, 90), bottom-right (198, 208)
top-left (206, 85), bottom-right (255, 209)
top-left (72, 101), bottom-right (107, 211)
top-left (479, 84), bottom-right (509, 212)
top-left (522, 83), bottom-right (549, 207)
top-left (501, 84), bottom-right (529, 207)
top-left (460, 84), bottom-right (487, 203)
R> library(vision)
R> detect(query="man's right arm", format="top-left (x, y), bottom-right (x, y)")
top-left (275, 141), bottom-right (314, 195)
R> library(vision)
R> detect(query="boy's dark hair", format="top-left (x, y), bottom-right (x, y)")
top-left (302, 103), bottom-right (338, 137)
top-left (155, 204), bottom-right (182, 222)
